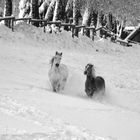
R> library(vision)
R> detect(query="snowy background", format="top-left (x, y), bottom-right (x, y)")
top-left (0, 22), bottom-right (140, 140)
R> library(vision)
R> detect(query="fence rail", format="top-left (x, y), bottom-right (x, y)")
top-left (14, 17), bottom-right (31, 21)
top-left (0, 16), bottom-right (15, 21)
top-left (0, 16), bottom-right (115, 40)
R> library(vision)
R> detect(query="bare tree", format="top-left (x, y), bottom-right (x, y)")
top-left (107, 12), bottom-right (113, 31)
top-left (51, 0), bottom-right (61, 31)
top-left (31, 0), bottom-right (39, 26)
top-left (19, 0), bottom-right (31, 18)
top-left (0, 7), bottom-right (3, 17)
top-left (96, 11), bottom-right (103, 37)
top-left (64, 0), bottom-right (73, 30)
top-left (45, 0), bottom-right (56, 21)
top-left (39, 0), bottom-right (50, 16)
top-left (52, 0), bottom-right (60, 21)
top-left (73, 0), bottom-right (80, 36)
top-left (65, 0), bottom-right (73, 18)
top-left (81, 7), bottom-right (91, 36)
top-left (90, 10), bottom-right (97, 40)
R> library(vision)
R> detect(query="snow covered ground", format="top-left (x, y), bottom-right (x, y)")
top-left (0, 22), bottom-right (140, 140)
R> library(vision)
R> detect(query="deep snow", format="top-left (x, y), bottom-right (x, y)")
top-left (0, 22), bottom-right (140, 140)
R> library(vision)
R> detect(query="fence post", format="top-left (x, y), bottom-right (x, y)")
top-left (74, 27), bottom-right (79, 37)
top-left (91, 27), bottom-right (95, 41)
top-left (58, 22), bottom-right (61, 32)
top-left (28, 18), bottom-right (31, 24)
top-left (11, 18), bottom-right (14, 31)
top-left (43, 22), bottom-right (46, 33)
top-left (72, 25), bottom-right (75, 38)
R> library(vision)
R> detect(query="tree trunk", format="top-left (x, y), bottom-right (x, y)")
top-left (111, 17), bottom-right (117, 34)
top-left (19, 0), bottom-right (30, 18)
top-left (64, 0), bottom-right (72, 30)
top-left (90, 10), bottom-right (97, 40)
top-left (13, 0), bottom-right (19, 18)
top-left (107, 12), bottom-right (113, 31)
top-left (19, 0), bottom-right (26, 18)
top-left (96, 11), bottom-right (102, 37)
top-left (73, 0), bottom-right (79, 37)
top-left (51, 0), bottom-right (61, 31)
top-left (39, 0), bottom-right (50, 15)
top-left (81, 7), bottom-right (91, 37)
top-left (119, 21), bottom-right (123, 38)
top-left (45, 0), bottom-right (56, 21)
top-left (116, 20), bottom-right (124, 38)
top-left (90, 10), bottom-right (97, 27)
top-left (31, 0), bottom-right (39, 27)
top-left (65, 0), bottom-right (72, 17)
top-left (4, 0), bottom-right (12, 27)
top-left (119, 20), bottom-right (126, 39)
top-left (38, 0), bottom-right (44, 6)
top-left (0, 7), bottom-right (3, 17)
top-left (59, 0), bottom-right (68, 21)
top-left (52, 0), bottom-right (60, 21)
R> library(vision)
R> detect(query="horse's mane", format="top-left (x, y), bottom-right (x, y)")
top-left (50, 56), bottom-right (54, 67)
top-left (91, 65), bottom-right (96, 78)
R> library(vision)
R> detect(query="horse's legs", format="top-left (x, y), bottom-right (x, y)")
top-left (61, 78), bottom-right (67, 90)
top-left (56, 80), bottom-right (65, 92)
top-left (52, 83), bottom-right (56, 92)
top-left (52, 78), bottom-right (67, 92)
top-left (57, 83), bottom-right (61, 91)
top-left (52, 80), bottom-right (60, 92)
top-left (52, 81), bottom-right (57, 92)
top-left (53, 87), bottom-right (57, 92)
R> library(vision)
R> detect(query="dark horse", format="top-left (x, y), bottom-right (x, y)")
top-left (84, 63), bottom-right (105, 97)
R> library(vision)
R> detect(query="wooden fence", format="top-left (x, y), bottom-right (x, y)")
top-left (0, 16), bottom-right (15, 31)
top-left (0, 16), bottom-right (107, 39)
top-left (1, 16), bottom-right (130, 45)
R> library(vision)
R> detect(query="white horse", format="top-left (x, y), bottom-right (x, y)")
top-left (48, 51), bottom-right (68, 92)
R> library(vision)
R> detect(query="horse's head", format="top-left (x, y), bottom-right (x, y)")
top-left (84, 63), bottom-right (95, 77)
top-left (51, 51), bottom-right (62, 68)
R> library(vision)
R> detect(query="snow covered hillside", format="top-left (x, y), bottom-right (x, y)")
top-left (0, 23), bottom-right (140, 140)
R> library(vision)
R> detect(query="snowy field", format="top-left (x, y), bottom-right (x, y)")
top-left (0, 23), bottom-right (140, 140)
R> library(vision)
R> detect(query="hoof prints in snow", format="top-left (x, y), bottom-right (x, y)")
top-left (0, 133), bottom-right (114, 140)
top-left (0, 95), bottom-right (112, 140)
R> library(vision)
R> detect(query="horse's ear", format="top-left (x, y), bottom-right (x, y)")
top-left (56, 51), bottom-right (58, 55)
top-left (87, 63), bottom-right (92, 68)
